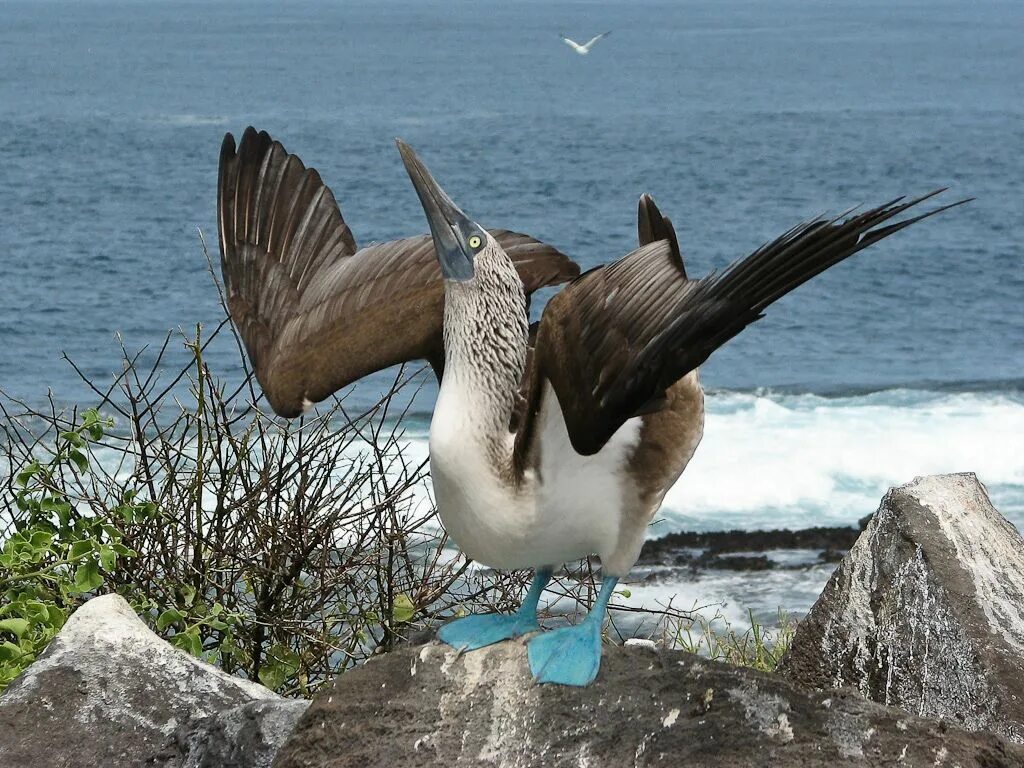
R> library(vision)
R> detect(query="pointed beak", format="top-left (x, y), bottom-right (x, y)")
top-left (396, 139), bottom-right (477, 282)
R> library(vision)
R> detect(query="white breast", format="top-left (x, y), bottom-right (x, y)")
top-left (533, 382), bottom-right (644, 566)
top-left (429, 377), bottom-right (642, 571)
top-left (428, 371), bottom-right (534, 569)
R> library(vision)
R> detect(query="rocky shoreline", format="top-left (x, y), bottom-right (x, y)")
top-left (3, 473), bottom-right (1023, 767)
top-left (636, 523), bottom-right (863, 572)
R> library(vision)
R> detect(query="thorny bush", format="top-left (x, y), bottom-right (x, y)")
top-left (0, 247), bottom-right (694, 695)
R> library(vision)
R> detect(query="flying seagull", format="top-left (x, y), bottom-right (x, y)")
top-left (560, 31), bottom-right (610, 55)
top-left (218, 127), bottom-right (966, 686)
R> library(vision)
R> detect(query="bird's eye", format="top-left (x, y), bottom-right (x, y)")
top-left (468, 234), bottom-right (482, 249)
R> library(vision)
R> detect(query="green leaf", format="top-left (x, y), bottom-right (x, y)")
top-left (99, 546), bottom-right (117, 572)
top-left (218, 638), bottom-right (247, 664)
top-left (46, 605), bottom-right (66, 627)
top-left (257, 645), bottom-right (300, 693)
top-left (71, 561), bottom-right (103, 594)
top-left (39, 498), bottom-right (62, 512)
top-left (60, 430), bottom-right (85, 448)
top-left (180, 585), bottom-right (196, 608)
top-left (0, 619), bottom-right (30, 640)
top-left (171, 626), bottom-right (203, 657)
top-left (68, 449), bottom-right (88, 474)
top-left (156, 609), bottom-right (183, 631)
top-left (392, 594), bottom-right (415, 624)
top-left (28, 529), bottom-right (54, 550)
top-left (0, 641), bottom-right (26, 663)
top-left (15, 461), bottom-right (41, 488)
top-left (257, 664), bottom-right (286, 692)
top-left (114, 504), bottom-right (134, 524)
top-left (268, 644), bottom-right (299, 668)
top-left (22, 601), bottom-right (52, 625)
top-left (69, 540), bottom-right (94, 560)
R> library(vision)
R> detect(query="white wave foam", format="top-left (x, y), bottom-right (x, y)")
top-left (148, 114), bottom-right (229, 127)
top-left (659, 390), bottom-right (1024, 531)
top-left (50, 390), bottom-right (1018, 550)
top-left (396, 389), bottom-right (1024, 534)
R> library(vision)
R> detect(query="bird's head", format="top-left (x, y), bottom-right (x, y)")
top-left (396, 139), bottom-right (503, 284)
top-left (396, 139), bottom-right (529, 390)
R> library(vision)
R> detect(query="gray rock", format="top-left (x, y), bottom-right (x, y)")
top-left (272, 640), bottom-right (1024, 767)
top-left (780, 473), bottom-right (1024, 744)
top-left (181, 698), bottom-right (310, 768)
top-left (0, 593), bottom-right (302, 767)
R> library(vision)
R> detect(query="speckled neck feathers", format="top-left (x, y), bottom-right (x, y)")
top-left (439, 241), bottom-right (529, 456)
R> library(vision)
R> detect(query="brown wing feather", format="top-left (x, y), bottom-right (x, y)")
top-left (518, 191), bottom-right (968, 460)
top-left (218, 127), bottom-right (579, 417)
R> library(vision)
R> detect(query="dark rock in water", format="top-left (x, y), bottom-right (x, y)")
top-left (818, 548), bottom-right (847, 563)
top-left (272, 641), bottom-right (1024, 767)
top-left (0, 594), bottom-right (306, 767)
top-left (780, 473), bottom-right (1024, 744)
top-left (703, 553), bottom-right (775, 571)
top-left (638, 525), bottom-right (860, 566)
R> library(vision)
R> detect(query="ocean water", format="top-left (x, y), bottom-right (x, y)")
top-left (2, 0), bottom-right (1022, 618)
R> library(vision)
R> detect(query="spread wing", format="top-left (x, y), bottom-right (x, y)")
top-left (582, 31), bottom-right (611, 50)
top-left (218, 127), bottom-right (579, 417)
top-left (516, 190), bottom-right (967, 460)
top-left (559, 34), bottom-right (582, 50)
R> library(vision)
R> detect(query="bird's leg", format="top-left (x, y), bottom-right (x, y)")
top-left (437, 567), bottom-right (553, 651)
top-left (527, 575), bottom-right (618, 686)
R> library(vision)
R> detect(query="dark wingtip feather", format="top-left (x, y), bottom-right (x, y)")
top-left (637, 193), bottom-right (686, 278)
top-left (220, 131), bottom-right (237, 159)
top-left (217, 132), bottom-right (240, 266)
top-left (861, 194), bottom-right (972, 246)
top-left (637, 193), bottom-right (658, 245)
top-left (664, 188), bottom-right (971, 366)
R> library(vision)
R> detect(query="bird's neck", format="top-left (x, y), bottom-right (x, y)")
top-left (436, 259), bottom-right (528, 451)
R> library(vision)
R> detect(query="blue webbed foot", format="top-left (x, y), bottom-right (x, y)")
top-left (437, 567), bottom-right (553, 652)
top-left (527, 617), bottom-right (603, 686)
top-left (527, 575), bottom-right (619, 686)
top-left (437, 611), bottom-right (539, 651)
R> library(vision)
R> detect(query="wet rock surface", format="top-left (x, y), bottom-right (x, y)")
top-left (637, 525), bottom-right (861, 573)
top-left (272, 640), bottom-right (1024, 768)
top-left (0, 594), bottom-right (305, 767)
top-left (780, 473), bottom-right (1024, 744)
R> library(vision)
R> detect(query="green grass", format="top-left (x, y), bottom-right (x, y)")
top-left (674, 607), bottom-right (798, 672)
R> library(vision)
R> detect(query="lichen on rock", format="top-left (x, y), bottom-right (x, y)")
top-left (780, 472), bottom-right (1024, 743)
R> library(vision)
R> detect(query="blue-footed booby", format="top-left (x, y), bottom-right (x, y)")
top-left (218, 127), bottom-right (966, 686)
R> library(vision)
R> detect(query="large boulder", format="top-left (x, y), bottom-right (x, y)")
top-left (0, 593), bottom-right (307, 767)
top-left (272, 640), bottom-right (1024, 767)
top-left (780, 473), bottom-right (1024, 743)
